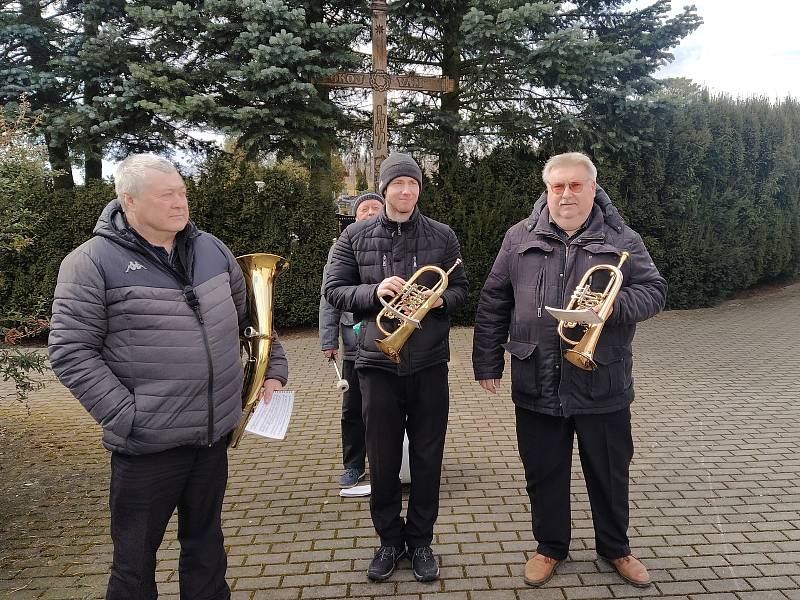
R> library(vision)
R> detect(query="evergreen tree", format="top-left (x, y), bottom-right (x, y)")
top-left (0, 0), bottom-right (181, 185)
top-left (386, 0), bottom-right (701, 173)
top-left (124, 0), bottom-right (363, 161)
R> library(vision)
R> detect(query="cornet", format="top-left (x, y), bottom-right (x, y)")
top-left (545, 251), bottom-right (629, 371)
top-left (375, 259), bottom-right (463, 363)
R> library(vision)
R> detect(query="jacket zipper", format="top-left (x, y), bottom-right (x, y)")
top-left (536, 268), bottom-right (545, 318)
top-left (184, 286), bottom-right (215, 446)
top-left (559, 239), bottom-right (571, 416)
top-left (123, 235), bottom-right (215, 445)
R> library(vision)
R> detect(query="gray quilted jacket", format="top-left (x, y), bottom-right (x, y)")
top-left (48, 200), bottom-right (288, 455)
top-left (319, 242), bottom-right (357, 361)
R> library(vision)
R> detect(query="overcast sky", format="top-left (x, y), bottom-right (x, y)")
top-left (653, 0), bottom-right (800, 101)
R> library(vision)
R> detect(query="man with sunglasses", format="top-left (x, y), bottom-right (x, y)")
top-left (472, 152), bottom-right (666, 589)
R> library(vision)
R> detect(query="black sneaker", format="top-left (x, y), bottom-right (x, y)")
top-left (411, 546), bottom-right (440, 582)
top-left (366, 545), bottom-right (406, 581)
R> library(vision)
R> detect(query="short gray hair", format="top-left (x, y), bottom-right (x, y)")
top-left (114, 154), bottom-right (178, 202)
top-left (542, 152), bottom-right (597, 184)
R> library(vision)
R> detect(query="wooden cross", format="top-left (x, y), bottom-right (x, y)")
top-left (314, 1), bottom-right (455, 191)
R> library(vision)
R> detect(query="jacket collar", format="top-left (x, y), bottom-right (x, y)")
top-left (379, 205), bottom-right (420, 233)
top-left (533, 203), bottom-right (606, 242)
top-left (93, 199), bottom-right (199, 250)
top-left (525, 185), bottom-right (625, 234)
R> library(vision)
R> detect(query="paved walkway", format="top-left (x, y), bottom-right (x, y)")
top-left (1, 283), bottom-right (799, 600)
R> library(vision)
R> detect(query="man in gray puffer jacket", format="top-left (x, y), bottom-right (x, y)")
top-left (473, 152), bottom-right (666, 590)
top-left (48, 154), bottom-right (288, 600)
top-left (319, 192), bottom-right (384, 489)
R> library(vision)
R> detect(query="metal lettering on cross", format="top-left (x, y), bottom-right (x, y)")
top-left (314, 1), bottom-right (455, 190)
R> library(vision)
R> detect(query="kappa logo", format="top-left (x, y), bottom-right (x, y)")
top-left (125, 261), bottom-right (147, 273)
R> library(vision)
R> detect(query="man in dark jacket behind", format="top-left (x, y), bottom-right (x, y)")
top-left (324, 152), bottom-right (468, 583)
top-left (472, 152), bottom-right (666, 589)
top-left (48, 154), bottom-right (288, 600)
top-left (319, 191), bottom-right (384, 488)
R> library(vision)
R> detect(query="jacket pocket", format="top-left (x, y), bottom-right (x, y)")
top-left (502, 340), bottom-right (540, 401)
top-left (590, 345), bottom-right (632, 401)
top-left (502, 340), bottom-right (536, 360)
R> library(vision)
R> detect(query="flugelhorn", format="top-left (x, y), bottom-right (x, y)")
top-left (375, 259), bottom-right (462, 364)
top-left (545, 251), bottom-right (629, 371)
top-left (228, 253), bottom-right (289, 448)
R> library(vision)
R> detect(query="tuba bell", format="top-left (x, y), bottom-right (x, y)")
top-left (228, 253), bottom-right (289, 448)
top-left (375, 259), bottom-right (462, 364)
top-left (545, 251), bottom-right (629, 371)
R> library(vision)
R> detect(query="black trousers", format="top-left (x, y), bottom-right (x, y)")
top-left (341, 359), bottom-right (366, 471)
top-left (515, 405), bottom-right (634, 561)
top-left (359, 363), bottom-right (449, 549)
top-left (106, 439), bottom-right (230, 600)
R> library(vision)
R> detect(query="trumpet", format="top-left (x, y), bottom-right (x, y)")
top-left (545, 251), bottom-right (629, 371)
top-left (375, 259), bottom-right (462, 364)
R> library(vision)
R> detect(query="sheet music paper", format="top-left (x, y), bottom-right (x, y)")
top-left (244, 390), bottom-right (294, 440)
top-left (544, 306), bottom-right (604, 325)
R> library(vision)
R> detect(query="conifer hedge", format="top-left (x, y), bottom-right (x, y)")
top-left (1, 96), bottom-right (797, 329)
top-left (426, 97), bottom-right (799, 321)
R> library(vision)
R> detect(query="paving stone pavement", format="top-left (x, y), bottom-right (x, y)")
top-left (1, 283), bottom-right (799, 600)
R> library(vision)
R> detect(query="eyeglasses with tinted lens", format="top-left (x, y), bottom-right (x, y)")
top-left (548, 181), bottom-right (585, 195)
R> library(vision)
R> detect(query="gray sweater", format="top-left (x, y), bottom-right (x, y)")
top-left (48, 200), bottom-right (288, 455)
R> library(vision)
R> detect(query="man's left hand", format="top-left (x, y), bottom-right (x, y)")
top-left (422, 289), bottom-right (444, 308)
top-left (259, 378), bottom-right (283, 406)
top-left (592, 302), bottom-right (613, 317)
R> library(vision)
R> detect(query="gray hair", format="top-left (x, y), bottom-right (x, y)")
top-left (114, 154), bottom-right (178, 203)
top-left (542, 152), bottom-right (597, 184)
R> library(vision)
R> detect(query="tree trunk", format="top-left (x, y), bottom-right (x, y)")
top-left (84, 149), bottom-right (103, 181)
top-left (44, 133), bottom-right (75, 190)
top-left (20, 0), bottom-right (74, 188)
top-left (83, 18), bottom-right (103, 182)
top-left (305, 0), bottom-right (334, 205)
top-left (438, 8), bottom-right (463, 179)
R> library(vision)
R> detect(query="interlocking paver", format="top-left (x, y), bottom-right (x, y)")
top-left (2, 282), bottom-right (800, 599)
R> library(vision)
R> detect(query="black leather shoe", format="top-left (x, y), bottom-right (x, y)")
top-left (366, 545), bottom-right (406, 581)
top-left (411, 546), bottom-right (440, 582)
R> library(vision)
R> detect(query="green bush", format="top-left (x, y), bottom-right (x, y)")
top-left (423, 148), bottom-right (544, 324)
top-left (187, 153), bottom-right (338, 328)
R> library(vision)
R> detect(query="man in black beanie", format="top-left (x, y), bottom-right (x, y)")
top-left (324, 152), bottom-right (468, 583)
top-left (319, 192), bottom-right (384, 489)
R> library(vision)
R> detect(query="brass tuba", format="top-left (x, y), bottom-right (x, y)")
top-left (375, 259), bottom-right (462, 364)
top-left (228, 253), bottom-right (289, 448)
top-left (546, 251), bottom-right (629, 371)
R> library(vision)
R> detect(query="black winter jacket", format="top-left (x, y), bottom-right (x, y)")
top-left (472, 188), bottom-right (666, 416)
top-left (323, 207), bottom-right (468, 375)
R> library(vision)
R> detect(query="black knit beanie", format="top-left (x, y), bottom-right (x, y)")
top-left (352, 191), bottom-right (384, 215)
top-left (378, 152), bottom-right (423, 195)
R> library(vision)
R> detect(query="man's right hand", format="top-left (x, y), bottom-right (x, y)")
top-left (323, 349), bottom-right (337, 360)
top-left (376, 276), bottom-right (406, 300)
top-left (478, 379), bottom-right (502, 394)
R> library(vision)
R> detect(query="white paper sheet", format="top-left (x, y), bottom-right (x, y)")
top-left (244, 390), bottom-right (294, 440)
top-left (544, 306), bottom-right (604, 325)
